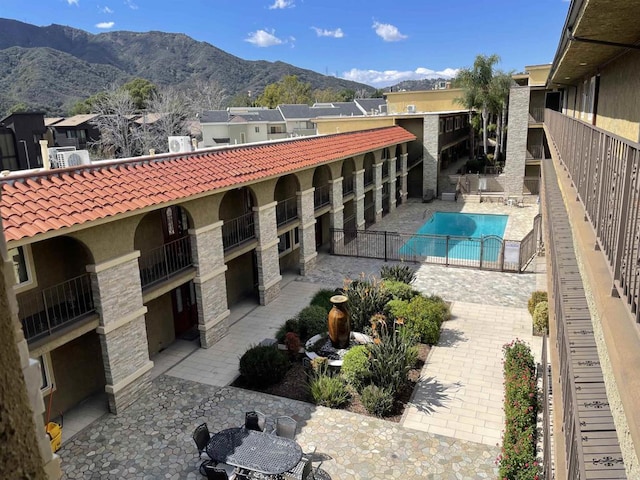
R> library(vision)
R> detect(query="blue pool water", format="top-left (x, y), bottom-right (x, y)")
top-left (400, 212), bottom-right (508, 261)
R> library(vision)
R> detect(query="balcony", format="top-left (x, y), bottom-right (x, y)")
top-left (396, 159), bottom-right (402, 173)
top-left (407, 155), bottom-right (423, 169)
top-left (314, 184), bottom-right (330, 210)
top-left (139, 236), bottom-right (193, 289)
top-left (529, 107), bottom-right (544, 123)
top-left (276, 196), bottom-right (298, 227)
top-left (364, 203), bottom-right (375, 227)
top-left (342, 176), bottom-right (354, 196)
top-left (364, 169), bottom-right (374, 187)
top-left (527, 144), bottom-right (545, 160)
top-left (222, 211), bottom-right (255, 251)
top-left (382, 161), bottom-right (389, 180)
top-left (523, 176), bottom-right (540, 195)
top-left (19, 274), bottom-right (95, 343)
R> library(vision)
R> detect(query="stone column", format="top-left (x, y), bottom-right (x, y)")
top-left (401, 153), bottom-right (408, 204)
top-left (329, 177), bottom-right (344, 252)
top-left (253, 202), bottom-right (282, 305)
top-left (374, 162), bottom-right (383, 222)
top-left (389, 156), bottom-right (398, 211)
top-left (297, 188), bottom-right (317, 276)
top-left (88, 252), bottom-right (153, 414)
top-left (423, 115), bottom-right (439, 198)
top-left (190, 221), bottom-right (230, 348)
top-left (354, 169), bottom-right (365, 230)
top-left (504, 86), bottom-right (530, 196)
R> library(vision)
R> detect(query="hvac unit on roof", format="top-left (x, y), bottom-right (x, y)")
top-left (168, 136), bottom-right (192, 153)
top-left (53, 150), bottom-right (91, 169)
top-left (406, 105), bottom-right (416, 114)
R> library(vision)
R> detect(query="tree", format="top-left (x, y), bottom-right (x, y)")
top-left (89, 86), bottom-right (139, 158)
top-left (188, 78), bottom-right (228, 112)
top-left (313, 88), bottom-right (342, 103)
top-left (122, 78), bottom-right (158, 110)
top-left (256, 75), bottom-right (312, 107)
top-left (488, 72), bottom-right (514, 160)
top-left (455, 54), bottom-right (501, 156)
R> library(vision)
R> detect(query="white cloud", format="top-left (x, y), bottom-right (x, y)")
top-left (96, 21), bottom-right (115, 29)
top-left (311, 27), bottom-right (344, 38)
top-left (124, 0), bottom-right (138, 10)
top-left (67, 0), bottom-right (79, 5)
top-left (245, 29), bottom-right (284, 47)
top-left (100, 6), bottom-right (113, 13)
top-left (372, 21), bottom-right (407, 42)
top-left (269, 0), bottom-right (294, 9)
top-left (342, 67), bottom-right (459, 87)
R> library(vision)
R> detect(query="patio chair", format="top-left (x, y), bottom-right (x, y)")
top-left (273, 416), bottom-right (297, 440)
top-left (199, 460), bottom-right (238, 479)
top-left (193, 423), bottom-right (212, 457)
top-left (244, 410), bottom-right (267, 432)
top-left (201, 462), bottom-right (230, 480)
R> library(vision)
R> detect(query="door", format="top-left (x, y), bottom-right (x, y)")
top-left (172, 282), bottom-right (197, 336)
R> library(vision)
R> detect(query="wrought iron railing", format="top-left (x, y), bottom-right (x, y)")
top-left (527, 144), bottom-right (545, 159)
top-left (342, 176), bottom-right (354, 196)
top-left (314, 184), bottom-right (330, 209)
top-left (407, 155), bottom-right (423, 168)
top-left (222, 211), bottom-right (255, 251)
top-left (523, 176), bottom-right (541, 195)
top-left (382, 161), bottom-right (389, 179)
top-left (529, 107), bottom-right (545, 123)
top-left (139, 236), bottom-right (193, 289)
top-left (276, 196), bottom-right (298, 227)
top-left (19, 274), bottom-right (95, 343)
top-left (396, 158), bottom-right (402, 173)
top-left (364, 169), bottom-right (374, 187)
top-left (364, 204), bottom-right (375, 227)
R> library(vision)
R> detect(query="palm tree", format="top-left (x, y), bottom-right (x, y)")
top-left (455, 54), bottom-right (500, 156)
top-left (488, 71), bottom-right (514, 160)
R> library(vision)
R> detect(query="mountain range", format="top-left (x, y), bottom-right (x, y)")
top-left (0, 18), bottom-right (379, 117)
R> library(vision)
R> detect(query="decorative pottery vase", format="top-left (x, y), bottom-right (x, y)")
top-left (328, 295), bottom-right (350, 349)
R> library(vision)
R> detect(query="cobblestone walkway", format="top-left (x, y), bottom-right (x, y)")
top-left (59, 376), bottom-right (499, 479)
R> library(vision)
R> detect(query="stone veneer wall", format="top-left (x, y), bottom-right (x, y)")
top-left (1, 233), bottom-right (60, 479)
top-left (374, 163), bottom-right (383, 222)
top-left (389, 157), bottom-right (397, 211)
top-left (422, 116), bottom-right (439, 197)
top-left (354, 169), bottom-right (365, 230)
top-left (297, 188), bottom-right (318, 276)
top-left (190, 222), bottom-right (230, 348)
top-left (400, 154), bottom-right (408, 204)
top-left (88, 253), bottom-right (153, 413)
top-left (253, 202), bottom-right (282, 305)
top-left (503, 86), bottom-right (530, 196)
top-left (329, 178), bottom-right (344, 250)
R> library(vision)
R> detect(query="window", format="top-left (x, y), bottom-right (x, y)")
top-left (165, 208), bottom-right (175, 236)
top-left (446, 118), bottom-right (453, 132)
top-left (38, 354), bottom-right (55, 395)
top-left (454, 117), bottom-right (461, 130)
top-left (439, 119), bottom-right (444, 134)
top-left (9, 245), bottom-right (36, 290)
top-left (278, 228), bottom-right (300, 256)
top-left (255, 126), bottom-right (260, 133)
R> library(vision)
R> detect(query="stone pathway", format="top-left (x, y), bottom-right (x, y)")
top-left (59, 376), bottom-right (499, 479)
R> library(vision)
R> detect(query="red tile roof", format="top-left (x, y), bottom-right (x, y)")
top-left (1, 126), bottom-right (415, 242)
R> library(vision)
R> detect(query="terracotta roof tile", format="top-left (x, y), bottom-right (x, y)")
top-left (1, 126), bottom-right (415, 242)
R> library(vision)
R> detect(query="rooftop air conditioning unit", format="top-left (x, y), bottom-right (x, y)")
top-left (53, 150), bottom-right (91, 169)
top-left (406, 105), bottom-right (416, 114)
top-left (168, 136), bottom-right (192, 153)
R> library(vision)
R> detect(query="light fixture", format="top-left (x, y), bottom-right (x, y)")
top-left (565, 77), bottom-right (571, 80)
top-left (579, 62), bottom-right (587, 66)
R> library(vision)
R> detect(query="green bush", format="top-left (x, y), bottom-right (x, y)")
top-left (297, 305), bottom-right (328, 342)
top-left (382, 280), bottom-right (420, 301)
top-left (309, 373), bottom-right (350, 408)
top-left (533, 301), bottom-right (549, 335)
top-left (498, 340), bottom-right (540, 479)
top-left (387, 296), bottom-right (445, 345)
top-left (368, 327), bottom-right (418, 396)
top-left (275, 318), bottom-right (299, 344)
top-left (528, 291), bottom-right (548, 316)
top-left (361, 385), bottom-right (394, 417)
top-left (344, 276), bottom-right (392, 332)
top-left (426, 295), bottom-right (451, 321)
top-left (239, 345), bottom-right (290, 388)
top-left (340, 345), bottom-right (371, 391)
top-left (380, 264), bottom-right (416, 284)
top-left (310, 289), bottom-right (336, 313)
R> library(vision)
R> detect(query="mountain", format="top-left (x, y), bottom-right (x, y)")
top-left (388, 78), bottom-right (451, 92)
top-left (0, 18), bottom-right (374, 116)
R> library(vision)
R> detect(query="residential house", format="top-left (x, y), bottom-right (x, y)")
top-left (199, 107), bottom-right (288, 147)
top-left (0, 112), bottom-right (47, 170)
top-left (46, 114), bottom-right (101, 150)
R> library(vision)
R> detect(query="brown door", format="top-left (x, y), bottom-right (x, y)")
top-left (172, 282), bottom-right (197, 336)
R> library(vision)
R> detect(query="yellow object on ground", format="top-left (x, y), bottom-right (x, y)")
top-left (46, 422), bottom-right (62, 453)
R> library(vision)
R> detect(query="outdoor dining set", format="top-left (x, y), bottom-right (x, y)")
top-left (192, 411), bottom-right (323, 480)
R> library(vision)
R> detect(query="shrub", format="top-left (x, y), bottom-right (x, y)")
top-left (361, 385), bottom-right (394, 417)
top-left (498, 340), bottom-right (540, 479)
top-left (387, 296), bottom-right (446, 345)
top-left (239, 345), bottom-right (290, 388)
top-left (297, 305), bottom-right (328, 342)
top-left (309, 370), bottom-right (350, 408)
top-left (344, 275), bottom-right (392, 332)
top-left (528, 291), bottom-right (548, 316)
top-left (426, 295), bottom-right (451, 321)
top-left (368, 326), bottom-right (418, 396)
top-left (340, 345), bottom-right (371, 391)
top-left (275, 318), bottom-right (299, 344)
top-left (380, 264), bottom-right (416, 284)
top-left (310, 289), bottom-right (337, 313)
top-left (533, 301), bottom-right (549, 335)
top-left (382, 280), bottom-right (420, 301)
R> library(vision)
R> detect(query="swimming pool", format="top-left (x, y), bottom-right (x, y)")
top-left (400, 212), bottom-right (508, 261)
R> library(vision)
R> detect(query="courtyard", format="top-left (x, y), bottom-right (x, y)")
top-left (58, 199), bottom-right (543, 479)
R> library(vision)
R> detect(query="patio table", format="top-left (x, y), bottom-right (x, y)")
top-left (206, 427), bottom-right (303, 475)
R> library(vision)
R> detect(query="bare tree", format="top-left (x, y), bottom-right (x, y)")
top-left (354, 88), bottom-right (371, 99)
top-left (188, 78), bottom-right (228, 112)
top-left (89, 86), bottom-right (139, 159)
top-left (136, 87), bottom-right (193, 153)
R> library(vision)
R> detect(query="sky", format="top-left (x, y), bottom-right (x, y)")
top-left (0, 0), bottom-right (571, 87)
